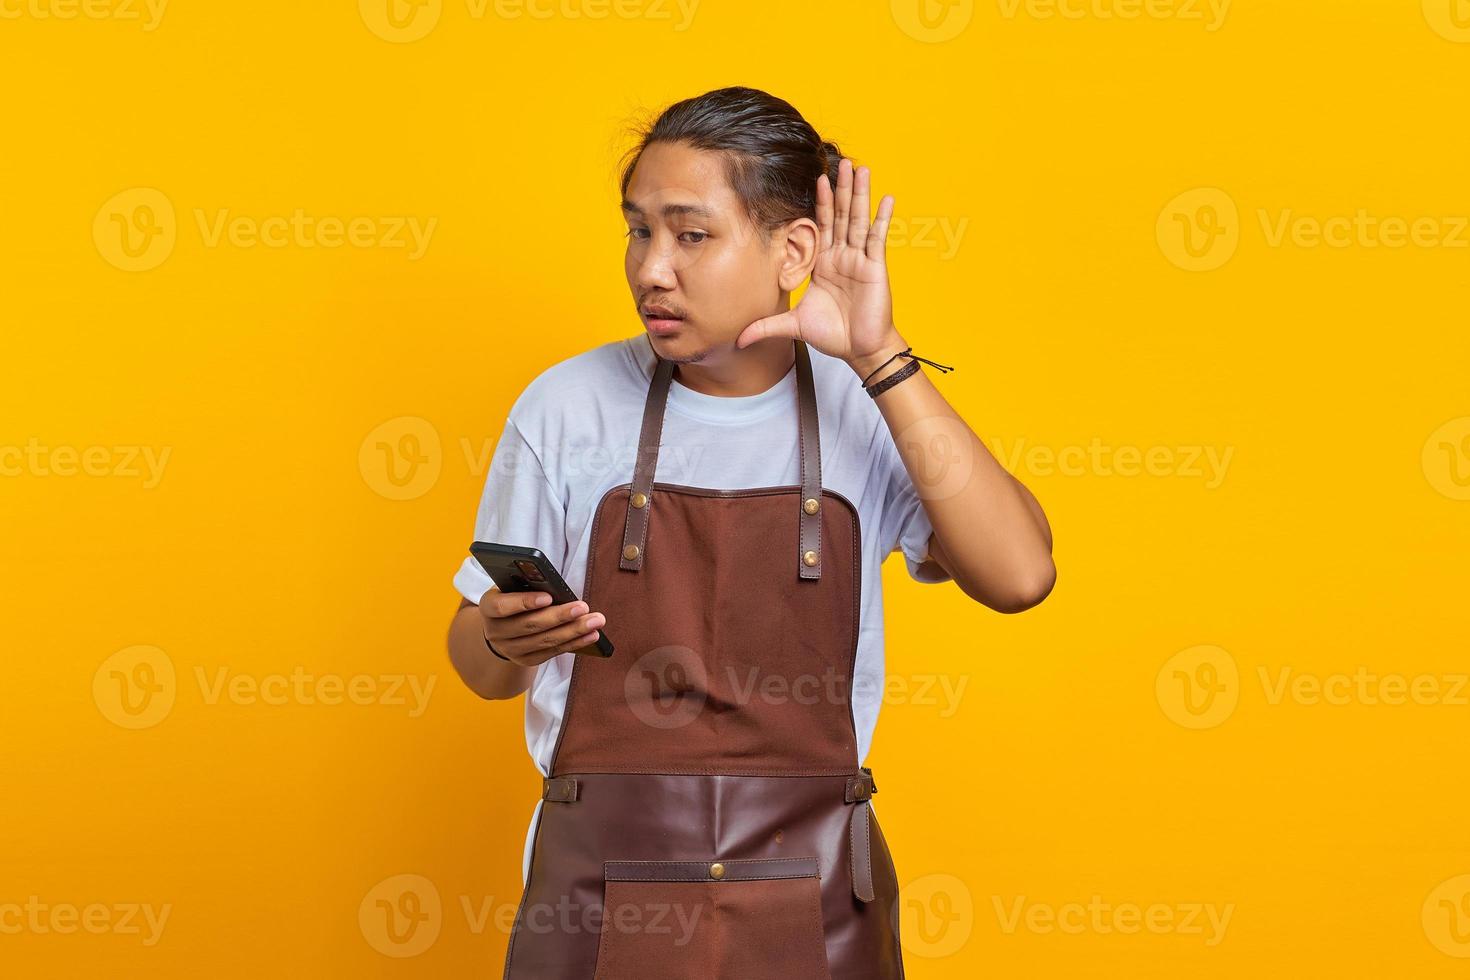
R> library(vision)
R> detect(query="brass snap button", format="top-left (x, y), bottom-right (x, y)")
top-left (802, 550), bottom-right (818, 567)
top-left (709, 862), bottom-right (725, 880)
top-left (622, 544), bottom-right (640, 561)
top-left (803, 497), bottom-right (819, 515)
top-left (630, 491), bottom-right (648, 509)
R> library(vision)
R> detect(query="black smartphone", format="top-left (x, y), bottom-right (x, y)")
top-left (469, 541), bottom-right (613, 658)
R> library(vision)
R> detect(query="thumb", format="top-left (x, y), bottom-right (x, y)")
top-left (735, 309), bottom-right (801, 349)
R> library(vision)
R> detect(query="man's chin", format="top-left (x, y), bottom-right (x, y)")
top-left (646, 328), bottom-right (710, 363)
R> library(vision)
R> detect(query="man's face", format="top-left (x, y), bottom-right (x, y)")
top-left (622, 141), bottom-right (785, 364)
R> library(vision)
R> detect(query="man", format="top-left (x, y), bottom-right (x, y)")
top-left (446, 86), bottom-right (1054, 978)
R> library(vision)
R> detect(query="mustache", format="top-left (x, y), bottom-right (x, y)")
top-left (640, 299), bottom-right (687, 317)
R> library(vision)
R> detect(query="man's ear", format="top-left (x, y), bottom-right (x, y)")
top-left (775, 217), bottom-right (819, 292)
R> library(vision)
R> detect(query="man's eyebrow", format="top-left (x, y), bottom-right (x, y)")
top-left (620, 199), bottom-right (714, 219)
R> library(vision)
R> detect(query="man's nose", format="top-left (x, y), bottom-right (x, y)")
top-left (633, 241), bottom-right (678, 291)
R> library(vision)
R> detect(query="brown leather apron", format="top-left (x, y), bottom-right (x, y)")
top-left (502, 339), bottom-right (905, 979)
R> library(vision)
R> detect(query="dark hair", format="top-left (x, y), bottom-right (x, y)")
top-left (618, 86), bottom-right (846, 239)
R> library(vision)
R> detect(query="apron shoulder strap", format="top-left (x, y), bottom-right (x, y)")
top-left (617, 354), bottom-right (674, 572)
top-left (618, 339), bottom-right (824, 579)
top-left (794, 339), bottom-right (823, 580)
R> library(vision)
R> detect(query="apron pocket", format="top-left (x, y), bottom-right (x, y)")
top-left (592, 857), bottom-right (831, 980)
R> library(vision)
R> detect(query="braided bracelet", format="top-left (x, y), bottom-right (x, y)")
top-left (865, 359), bottom-right (920, 398)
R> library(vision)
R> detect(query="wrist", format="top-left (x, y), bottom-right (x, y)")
top-left (847, 332), bottom-right (909, 383)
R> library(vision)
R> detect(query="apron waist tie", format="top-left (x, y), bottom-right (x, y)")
top-left (542, 776), bottom-right (579, 803)
top-left (845, 767), bottom-right (878, 903)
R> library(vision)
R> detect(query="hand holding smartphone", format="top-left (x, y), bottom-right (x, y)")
top-left (470, 542), bottom-right (613, 658)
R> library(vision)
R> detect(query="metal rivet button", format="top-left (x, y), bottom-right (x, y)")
top-left (630, 491), bottom-right (648, 509)
top-left (803, 497), bottom-right (819, 515)
top-left (802, 550), bottom-right (818, 567)
top-left (623, 545), bottom-right (640, 561)
top-left (709, 862), bottom-right (725, 880)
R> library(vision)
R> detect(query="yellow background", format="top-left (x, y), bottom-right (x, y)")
top-left (4, 0), bottom-right (1469, 975)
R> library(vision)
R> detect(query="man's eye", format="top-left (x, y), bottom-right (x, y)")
top-left (624, 228), bottom-right (704, 243)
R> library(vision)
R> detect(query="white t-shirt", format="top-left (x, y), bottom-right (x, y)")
top-left (452, 332), bottom-right (948, 881)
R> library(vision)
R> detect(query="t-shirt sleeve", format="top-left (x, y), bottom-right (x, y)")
top-left (452, 417), bottom-right (568, 605)
top-left (875, 429), bottom-right (952, 584)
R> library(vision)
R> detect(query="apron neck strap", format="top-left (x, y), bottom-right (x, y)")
top-left (617, 338), bottom-right (825, 580)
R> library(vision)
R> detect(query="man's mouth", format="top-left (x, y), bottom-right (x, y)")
top-left (641, 305), bottom-right (687, 334)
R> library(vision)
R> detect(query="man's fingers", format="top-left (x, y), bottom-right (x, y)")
top-left (499, 599), bottom-right (591, 636)
top-left (480, 586), bottom-right (554, 619)
top-left (866, 194), bottom-right (894, 262)
top-left (848, 165), bottom-right (871, 249)
top-left (497, 612), bottom-right (606, 660)
top-left (815, 173), bottom-right (834, 251)
top-left (831, 158), bottom-right (852, 246)
top-left (538, 616), bottom-right (605, 652)
top-left (735, 310), bottom-right (801, 349)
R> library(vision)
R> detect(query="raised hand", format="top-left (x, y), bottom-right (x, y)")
top-left (735, 158), bottom-right (904, 373)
